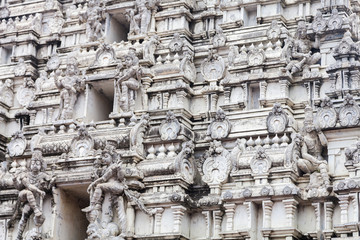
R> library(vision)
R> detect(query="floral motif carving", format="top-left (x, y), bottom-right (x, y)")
top-left (312, 10), bottom-right (326, 34)
top-left (69, 125), bottom-right (95, 158)
top-left (0, 79), bottom-right (13, 106)
top-left (201, 50), bottom-right (225, 82)
top-left (159, 111), bottom-right (180, 141)
top-left (201, 140), bottom-right (231, 185)
top-left (7, 131), bottom-right (27, 157)
top-left (174, 141), bottom-right (195, 184)
top-left (169, 33), bottom-right (183, 52)
top-left (248, 44), bottom-right (265, 66)
top-left (327, 8), bottom-right (343, 30)
top-left (250, 147), bottom-right (271, 175)
top-left (92, 42), bottom-right (117, 67)
top-left (207, 109), bottom-right (231, 140)
top-left (266, 103), bottom-right (288, 134)
top-left (338, 94), bottom-right (360, 127)
top-left (315, 97), bottom-right (337, 129)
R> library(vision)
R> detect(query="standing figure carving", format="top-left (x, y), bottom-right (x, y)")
top-left (7, 149), bottom-right (55, 240)
top-left (115, 49), bottom-right (142, 113)
top-left (143, 35), bottom-right (159, 64)
top-left (126, 0), bottom-right (160, 36)
top-left (0, 78), bottom-right (13, 106)
top-left (54, 57), bottom-right (86, 121)
top-left (282, 20), bottom-right (321, 75)
top-left (79, 0), bottom-right (105, 42)
top-left (82, 141), bottom-right (152, 240)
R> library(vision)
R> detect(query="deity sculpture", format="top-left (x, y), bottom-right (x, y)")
top-left (143, 35), bottom-right (159, 64)
top-left (54, 57), bottom-right (86, 121)
top-left (285, 106), bottom-right (331, 196)
top-left (7, 149), bottom-right (56, 240)
top-left (282, 20), bottom-right (321, 75)
top-left (82, 140), bottom-right (152, 239)
top-left (114, 49), bottom-right (142, 113)
top-left (79, 0), bottom-right (105, 42)
top-left (126, 0), bottom-right (160, 36)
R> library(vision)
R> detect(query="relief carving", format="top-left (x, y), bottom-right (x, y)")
top-left (315, 97), bottom-right (337, 129)
top-left (46, 53), bottom-right (61, 71)
top-left (250, 147), bottom-right (272, 175)
top-left (14, 58), bottom-right (27, 77)
top-left (159, 111), bottom-right (180, 141)
top-left (207, 109), bottom-right (231, 140)
top-left (201, 50), bottom-right (226, 82)
top-left (129, 113), bottom-right (150, 157)
top-left (327, 8), bottom-right (343, 30)
top-left (92, 42), bottom-right (117, 67)
top-left (169, 33), bottom-right (183, 53)
top-left (79, 0), bottom-right (105, 42)
top-left (180, 50), bottom-right (196, 82)
top-left (338, 94), bottom-right (360, 127)
top-left (114, 49), bottom-right (142, 114)
top-left (282, 20), bottom-right (321, 75)
top-left (35, 71), bottom-right (56, 93)
top-left (266, 103), bottom-right (288, 134)
top-left (201, 140), bottom-right (231, 186)
top-left (69, 125), bottom-right (95, 158)
top-left (16, 78), bottom-right (35, 107)
top-left (143, 35), bottom-right (159, 64)
top-left (266, 20), bottom-right (281, 41)
top-left (345, 141), bottom-right (360, 166)
top-left (247, 44), bottom-right (265, 66)
top-left (174, 141), bottom-right (195, 184)
top-left (7, 149), bottom-right (56, 240)
top-left (82, 141), bottom-right (152, 239)
top-left (312, 10), bottom-right (326, 34)
top-left (212, 27), bottom-right (227, 48)
top-left (0, 78), bottom-right (13, 106)
top-left (54, 57), bottom-right (86, 121)
top-left (7, 131), bottom-right (27, 157)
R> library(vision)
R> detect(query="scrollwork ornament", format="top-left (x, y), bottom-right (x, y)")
top-left (174, 141), bottom-right (195, 184)
top-left (159, 111), bottom-right (180, 140)
top-left (7, 131), bottom-right (27, 157)
top-left (92, 42), bottom-right (117, 67)
top-left (169, 33), bottom-right (183, 52)
top-left (46, 53), bottom-right (61, 71)
top-left (260, 186), bottom-right (270, 196)
top-left (267, 20), bottom-right (281, 41)
top-left (315, 97), bottom-right (337, 129)
top-left (248, 45), bottom-right (265, 66)
top-left (200, 50), bottom-right (225, 82)
top-left (207, 109), bottom-right (231, 140)
top-left (266, 103), bottom-right (288, 134)
top-left (339, 94), bottom-right (360, 127)
top-left (202, 140), bottom-right (231, 185)
top-left (312, 10), bottom-right (326, 34)
top-left (327, 8), bottom-right (343, 30)
top-left (250, 147), bottom-right (272, 175)
top-left (243, 188), bottom-right (252, 198)
top-left (69, 125), bottom-right (94, 158)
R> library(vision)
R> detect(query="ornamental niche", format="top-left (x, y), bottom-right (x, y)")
top-left (159, 111), bottom-right (180, 141)
top-left (206, 109), bottom-right (231, 140)
top-left (266, 103), bottom-right (288, 134)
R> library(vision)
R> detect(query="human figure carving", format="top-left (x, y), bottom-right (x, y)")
top-left (82, 141), bottom-right (152, 239)
top-left (143, 35), bottom-right (159, 64)
top-left (7, 149), bottom-right (55, 240)
top-left (0, 78), bottom-right (13, 106)
top-left (126, 0), bottom-right (159, 36)
top-left (79, 0), bottom-right (105, 42)
top-left (115, 49), bottom-right (142, 113)
top-left (54, 57), bottom-right (86, 120)
top-left (285, 106), bottom-right (331, 193)
top-left (282, 20), bottom-right (321, 75)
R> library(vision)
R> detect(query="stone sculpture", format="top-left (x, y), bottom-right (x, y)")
top-left (68, 125), bottom-right (95, 158)
top-left (35, 71), bottom-right (55, 93)
top-left (212, 27), bottom-right (227, 48)
top-left (266, 103), bottom-right (288, 134)
top-left (266, 20), bottom-right (281, 41)
top-left (169, 33), bottom-right (183, 52)
top-left (174, 140), bottom-right (195, 184)
top-left (7, 131), bottom-right (27, 157)
top-left (14, 58), bottom-right (27, 77)
top-left (93, 42), bottom-right (117, 67)
top-left (338, 94), bottom-right (360, 127)
top-left (114, 49), bottom-right (142, 113)
top-left (79, 0), bottom-right (105, 42)
top-left (345, 140), bottom-right (360, 166)
top-left (143, 35), bottom-right (159, 64)
top-left (16, 78), bottom-right (36, 107)
top-left (206, 109), bottom-right (231, 140)
top-left (159, 111), bottom-right (180, 141)
top-left (250, 147), bottom-right (272, 175)
top-left (180, 50), bottom-right (196, 82)
top-left (282, 20), bottom-right (321, 75)
top-left (54, 57), bottom-right (86, 121)
top-left (201, 140), bottom-right (231, 186)
top-left (82, 140), bottom-right (152, 239)
top-left (285, 106), bottom-right (331, 197)
top-left (129, 113), bottom-right (149, 157)
top-left (201, 50), bottom-right (226, 82)
top-left (7, 149), bottom-right (55, 240)
top-left (315, 97), bottom-right (337, 129)
top-left (126, 0), bottom-right (159, 36)
top-left (0, 78), bottom-right (13, 106)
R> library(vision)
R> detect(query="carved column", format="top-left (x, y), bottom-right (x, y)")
top-left (262, 200), bottom-right (273, 229)
top-left (314, 80), bottom-right (321, 99)
top-left (211, 94), bottom-right (218, 112)
top-left (213, 210), bottom-right (223, 239)
top-left (259, 81), bottom-right (267, 100)
top-left (202, 211), bottom-right (211, 239)
top-left (176, 90), bottom-right (187, 108)
top-left (224, 86), bottom-right (231, 104)
top-left (224, 203), bottom-right (236, 231)
top-left (141, 77), bottom-right (152, 111)
top-left (338, 195), bottom-right (349, 224)
top-left (312, 202), bottom-right (321, 232)
top-left (171, 205), bottom-right (186, 233)
top-left (350, 70), bottom-right (360, 89)
top-left (350, 194), bottom-right (359, 222)
top-left (126, 203), bottom-right (135, 236)
top-left (154, 208), bottom-right (164, 234)
top-left (283, 199), bottom-right (298, 228)
top-left (279, 80), bottom-right (290, 98)
top-left (324, 202), bottom-right (334, 230)
top-left (163, 92), bottom-right (169, 109)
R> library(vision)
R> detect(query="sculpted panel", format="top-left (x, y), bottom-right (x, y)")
top-left (159, 111), bottom-right (180, 141)
top-left (266, 103), bottom-right (288, 134)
